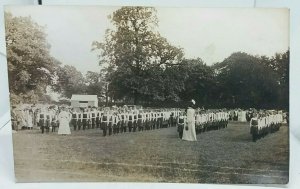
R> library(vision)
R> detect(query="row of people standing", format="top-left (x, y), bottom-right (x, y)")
top-left (11, 106), bottom-right (34, 131)
top-left (177, 109), bottom-right (229, 139)
top-left (228, 109), bottom-right (254, 122)
top-left (36, 106), bottom-right (72, 135)
top-left (11, 104), bottom-right (184, 136)
top-left (11, 105), bottom-right (72, 135)
top-left (69, 107), bottom-right (182, 136)
top-left (250, 111), bottom-right (283, 142)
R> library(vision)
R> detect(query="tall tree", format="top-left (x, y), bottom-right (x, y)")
top-left (213, 52), bottom-right (280, 109)
top-left (85, 71), bottom-right (106, 98)
top-left (54, 65), bottom-right (86, 98)
top-left (5, 12), bottom-right (59, 103)
top-left (92, 6), bottom-right (183, 104)
top-left (265, 50), bottom-right (289, 109)
top-left (179, 58), bottom-right (216, 108)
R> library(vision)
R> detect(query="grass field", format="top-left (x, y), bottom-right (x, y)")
top-left (12, 121), bottom-right (289, 184)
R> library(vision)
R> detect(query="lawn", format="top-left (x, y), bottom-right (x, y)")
top-left (13, 121), bottom-right (289, 184)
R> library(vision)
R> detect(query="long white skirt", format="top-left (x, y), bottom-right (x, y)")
top-left (182, 108), bottom-right (197, 141)
top-left (27, 115), bottom-right (33, 128)
top-left (182, 121), bottom-right (197, 141)
top-left (58, 119), bottom-right (71, 135)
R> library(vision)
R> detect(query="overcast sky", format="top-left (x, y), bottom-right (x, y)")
top-left (5, 6), bottom-right (289, 74)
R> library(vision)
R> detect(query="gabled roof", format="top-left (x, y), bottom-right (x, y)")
top-left (71, 95), bottom-right (98, 101)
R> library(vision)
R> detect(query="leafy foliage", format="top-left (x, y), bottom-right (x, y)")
top-left (92, 7), bottom-right (183, 104)
top-left (54, 65), bottom-right (87, 98)
top-left (85, 71), bottom-right (106, 98)
top-left (5, 8), bottom-right (289, 110)
top-left (213, 52), bottom-right (288, 109)
top-left (92, 7), bottom-right (289, 109)
top-left (5, 12), bottom-right (60, 103)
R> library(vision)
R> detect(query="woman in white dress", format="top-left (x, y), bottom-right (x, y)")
top-left (182, 105), bottom-right (197, 142)
top-left (58, 107), bottom-right (71, 135)
top-left (26, 110), bottom-right (33, 130)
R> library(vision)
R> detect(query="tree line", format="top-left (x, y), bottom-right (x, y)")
top-left (5, 7), bottom-right (289, 110)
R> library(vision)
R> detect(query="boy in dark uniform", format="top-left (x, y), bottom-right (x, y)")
top-left (108, 110), bottom-right (113, 135)
top-left (133, 110), bottom-right (138, 132)
top-left (101, 109), bottom-right (109, 136)
top-left (96, 109), bottom-right (102, 129)
top-left (137, 110), bottom-right (143, 131)
top-left (45, 111), bottom-right (51, 133)
top-left (77, 109), bottom-right (83, 130)
top-left (51, 110), bottom-right (58, 132)
top-left (71, 108), bottom-right (78, 131)
top-left (82, 109), bottom-right (89, 130)
top-left (177, 112), bottom-right (185, 139)
top-left (90, 107), bottom-right (97, 129)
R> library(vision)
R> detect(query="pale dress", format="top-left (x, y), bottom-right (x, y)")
top-left (26, 111), bottom-right (33, 128)
top-left (58, 111), bottom-right (71, 135)
top-left (182, 108), bottom-right (197, 141)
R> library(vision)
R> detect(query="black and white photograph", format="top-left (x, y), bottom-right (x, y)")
top-left (4, 6), bottom-right (289, 184)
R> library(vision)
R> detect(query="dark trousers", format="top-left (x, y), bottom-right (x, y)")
top-left (122, 121), bottom-right (127, 132)
top-left (156, 119), bottom-right (161, 129)
top-left (40, 120), bottom-right (49, 133)
top-left (51, 122), bottom-right (57, 132)
top-left (71, 119), bottom-right (77, 130)
top-left (92, 118), bottom-right (96, 129)
top-left (108, 122), bottom-right (112, 135)
top-left (137, 119), bottom-right (143, 131)
top-left (178, 123), bottom-right (184, 139)
top-left (152, 120), bottom-right (156, 130)
top-left (128, 121), bottom-right (133, 132)
top-left (77, 121), bottom-right (82, 130)
top-left (96, 119), bottom-right (101, 128)
top-left (102, 122), bottom-right (108, 136)
top-left (82, 119), bottom-right (87, 130)
top-left (133, 120), bottom-right (137, 132)
top-left (145, 120), bottom-right (150, 130)
top-left (251, 126), bottom-right (258, 142)
top-left (113, 123), bottom-right (120, 134)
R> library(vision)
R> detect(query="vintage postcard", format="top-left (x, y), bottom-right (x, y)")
top-left (4, 6), bottom-right (289, 183)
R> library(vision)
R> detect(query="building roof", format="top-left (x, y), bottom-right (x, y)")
top-left (71, 95), bottom-right (98, 101)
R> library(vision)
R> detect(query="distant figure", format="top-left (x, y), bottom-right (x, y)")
top-left (182, 100), bottom-right (197, 141)
top-left (26, 109), bottom-right (33, 130)
top-left (58, 107), bottom-right (71, 135)
top-left (11, 106), bottom-right (20, 131)
top-left (177, 112), bottom-right (185, 139)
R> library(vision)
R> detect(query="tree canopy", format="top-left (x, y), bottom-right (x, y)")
top-left (92, 6), bottom-right (289, 109)
top-left (92, 7), bottom-right (184, 104)
top-left (5, 8), bottom-right (289, 110)
top-left (212, 52), bottom-right (285, 109)
top-left (5, 12), bottom-right (60, 103)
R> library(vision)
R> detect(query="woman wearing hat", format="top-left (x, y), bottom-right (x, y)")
top-left (182, 100), bottom-right (197, 141)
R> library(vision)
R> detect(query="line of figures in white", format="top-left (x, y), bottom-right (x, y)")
top-left (11, 105), bottom-right (288, 141)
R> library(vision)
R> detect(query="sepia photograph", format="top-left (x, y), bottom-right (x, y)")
top-left (4, 6), bottom-right (289, 184)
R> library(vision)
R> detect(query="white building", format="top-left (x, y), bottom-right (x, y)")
top-left (70, 95), bottom-right (98, 108)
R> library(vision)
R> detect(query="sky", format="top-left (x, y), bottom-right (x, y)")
top-left (5, 6), bottom-right (289, 74)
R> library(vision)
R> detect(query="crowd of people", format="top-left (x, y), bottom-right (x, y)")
top-left (177, 109), bottom-right (229, 139)
top-left (249, 110), bottom-right (284, 142)
top-left (11, 104), bottom-right (183, 136)
top-left (10, 104), bottom-right (287, 142)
